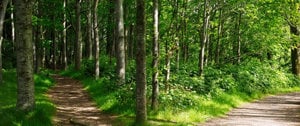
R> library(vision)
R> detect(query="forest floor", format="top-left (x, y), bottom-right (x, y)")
top-left (200, 92), bottom-right (300, 126)
top-left (47, 75), bottom-right (116, 126)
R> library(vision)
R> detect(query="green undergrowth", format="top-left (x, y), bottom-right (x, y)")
top-left (0, 70), bottom-right (55, 126)
top-left (61, 58), bottom-right (300, 125)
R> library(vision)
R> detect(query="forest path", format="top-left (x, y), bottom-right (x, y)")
top-left (47, 75), bottom-right (116, 126)
top-left (201, 92), bottom-right (300, 126)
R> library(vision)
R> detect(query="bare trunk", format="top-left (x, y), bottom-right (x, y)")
top-left (135, 0), bottom-right (147, 124)
top-left (198, 0), bottom-right (210, 76)
top-left (86, 0), bottom-right (92, 60)
top-left (151, 0), bottom-right (159, 110)
top-left (115, 0), bottom-right (125, 84)
top-left (10, 1), bottom-right (14, 48)
top-left (0, 0), bottom-right (10, 84)
top-left (93, 0), bottom-right (100, 79)
top-left (14, 0), bottom-right (35, 111)
top-left (234, 12), bottom-right (242, 64)
top-left (62, 0), bottom-right (67, 70)
top-left (216, 7), bottom-right (223, 64)
top-left (75, 0), bottom-right (82, 70)
top-left (290, 25), bottom-right (300, 76)
top-left (35, 20), bottom-right (42, 73)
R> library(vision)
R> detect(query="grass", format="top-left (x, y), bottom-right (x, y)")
top-left (60, 60), bottom-right (300, 125)
top-left (0, 70), bottom-right (55, 126)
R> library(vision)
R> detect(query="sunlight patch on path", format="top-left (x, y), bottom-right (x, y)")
top-left (47, 75), bottom-right (115, 126)
top-left (200, 92), bottom-right (300, 126)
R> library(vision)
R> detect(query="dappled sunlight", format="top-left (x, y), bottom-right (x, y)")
top-left (48, 75), bottom-right (116, 125)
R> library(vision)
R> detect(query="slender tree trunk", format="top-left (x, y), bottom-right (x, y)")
top-left (35, 17), bottom-right (42, 73)
top-left (164, 39), bottom-right (172, 92)
top-left (115, 0), bottom-right (125, 84)
top-left (234, 12), bottom-right (242, 64)
top-left (135, 0), bottom-right (147, 124)
top-left (52, 26), bottom-right (57, 70)
top-left (14, 0), bottom-right (35, 111)
top-left (86, 0), bottom-right (92, 60)
top-left (10, 1), bottom-right (15, 48)
top-left (290, 25), bottom-right (300, 76)
top-left (62, 0), bottom-right (67, 70)
top-left (198, 0), bottom-right (210, 76)
top-left (93, 0), bottom-right (100, 79)
top-left (216, 7), bottom-right (223, 65)
top-left (0, 0), bottom-right (10, 84)
top-left (75, 0), bottom-right (82, 70)
top-left (128, 24), bottom-right (134, 59)
top-left (151, 0), bottom-right (159, 110)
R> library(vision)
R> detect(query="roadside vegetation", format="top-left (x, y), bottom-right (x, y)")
top-left (61, 56), bottom-right (300, 125)
top-left (0, 70), bottom-right (55, 126)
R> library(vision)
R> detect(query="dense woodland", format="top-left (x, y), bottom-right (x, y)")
top-left (1, 0), bottom-right (300, 125)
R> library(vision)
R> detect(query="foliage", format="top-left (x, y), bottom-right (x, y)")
top-left (0, 70), bottom-right (55, 126)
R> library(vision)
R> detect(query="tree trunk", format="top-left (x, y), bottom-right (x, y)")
top-left (93, 0), bottom-right (100, 79)
top-left (62, 0), bottom-right (68, 70)
top-left (165, 40), bottom-right (170, 92)
top-left (151, 0), bottom-right (159, 111)
top-left (127, 24), bottom-right (134, 59)
top-left (216, 7), bottom-right (223, 65)
top-left (290, 25), bottom-right (300, 76)
top-left (233, 12), bottom-right (242, 65)
top-left (198, 0), bottom-right (210, 76)
top-left (86, 0), bottom-right (92, 60)
top-left (0, 0), bottom-right (10, 84)
top-left (14, 0), bottom-right (35, 111)
top-left (115, 0), bottom-right (125, 84)
top-left (35, 19), bottom-right (42, 73)
top-left (10, 1), bottom-right (15, 48)
top-left (135, 0), bottom-right (147, 124)
top-left (75, 0), bottom-right (82, 70)
top-left (51, 26), bottom-right (57, 70)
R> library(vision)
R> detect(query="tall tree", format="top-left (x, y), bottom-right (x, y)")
top-left (135, 0), bottom-right (147, 124)
top-left (116, 0), bottom-right (126, 84)
top-left (0, 0), bottom-right (10, 84)
top-left (14, 0), bottom-right (35, 111)
top-left (290, 24), bottom-right (300, 76)
top-left (75, 0), bottom-right (82, 70)
top-left (62, 0), bottom-right (68, 70)
top-left (93, 0), bottom-right (100, 79)
top-left (34, 1), bottom-right (43, 73)
top-left (86, 0), bottom-right (93, 60)
top-left (151, 0), bottom-right (159, 110)
top-left (198, 0), bottom-right (210, 76)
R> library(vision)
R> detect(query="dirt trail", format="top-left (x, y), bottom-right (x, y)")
top-left (47, 75), bottom-right (116, 126)
top-left (201, 92), bottom-right (300, 126)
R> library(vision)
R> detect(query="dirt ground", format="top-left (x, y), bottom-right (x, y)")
top-left (47, 75), bottom-right (300, 126)
top-left (200, 92), bottom-right (300, 126)
top-left (47, 75), bottom-right (116, 126)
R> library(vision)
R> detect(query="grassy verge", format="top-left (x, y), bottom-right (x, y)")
top-left (0, 70), bottom-right (55, 126)
top-left (61, 59), bottom-right (300, 125)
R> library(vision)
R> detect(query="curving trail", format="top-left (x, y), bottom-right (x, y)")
top-left (201, 92), bottom-right (300, 126)
top-left (47, 75), bottom-right (116, 126)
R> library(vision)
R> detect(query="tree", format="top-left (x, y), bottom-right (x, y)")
top-left (93, 0), bottom-right (100, 79)
top-left (290, 24), bottom-right (300, 76)
top-left (14, 0), bottom-right (35, 111)
top-left (0, 0), bottom-right (10, 84)
top-left (135, 0), bottom-right (147, 124)
top-left (151, 0), bottom-right (159, 110)
top-left (116, 0), bottom-right (126, 84)
top-left (62, 0), bottom-right (68, 70)
top-left (198, 0), bottom-right (211, 76)
top-left (75, 0), bottom-right (82, 70)
top-left (86, 0), bottom-right (93, 60)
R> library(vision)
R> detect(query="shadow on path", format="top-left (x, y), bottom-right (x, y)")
top-left (47, 75), bottom-right (116, 126)
top-left (200, 92), bottom-right (300, 126)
